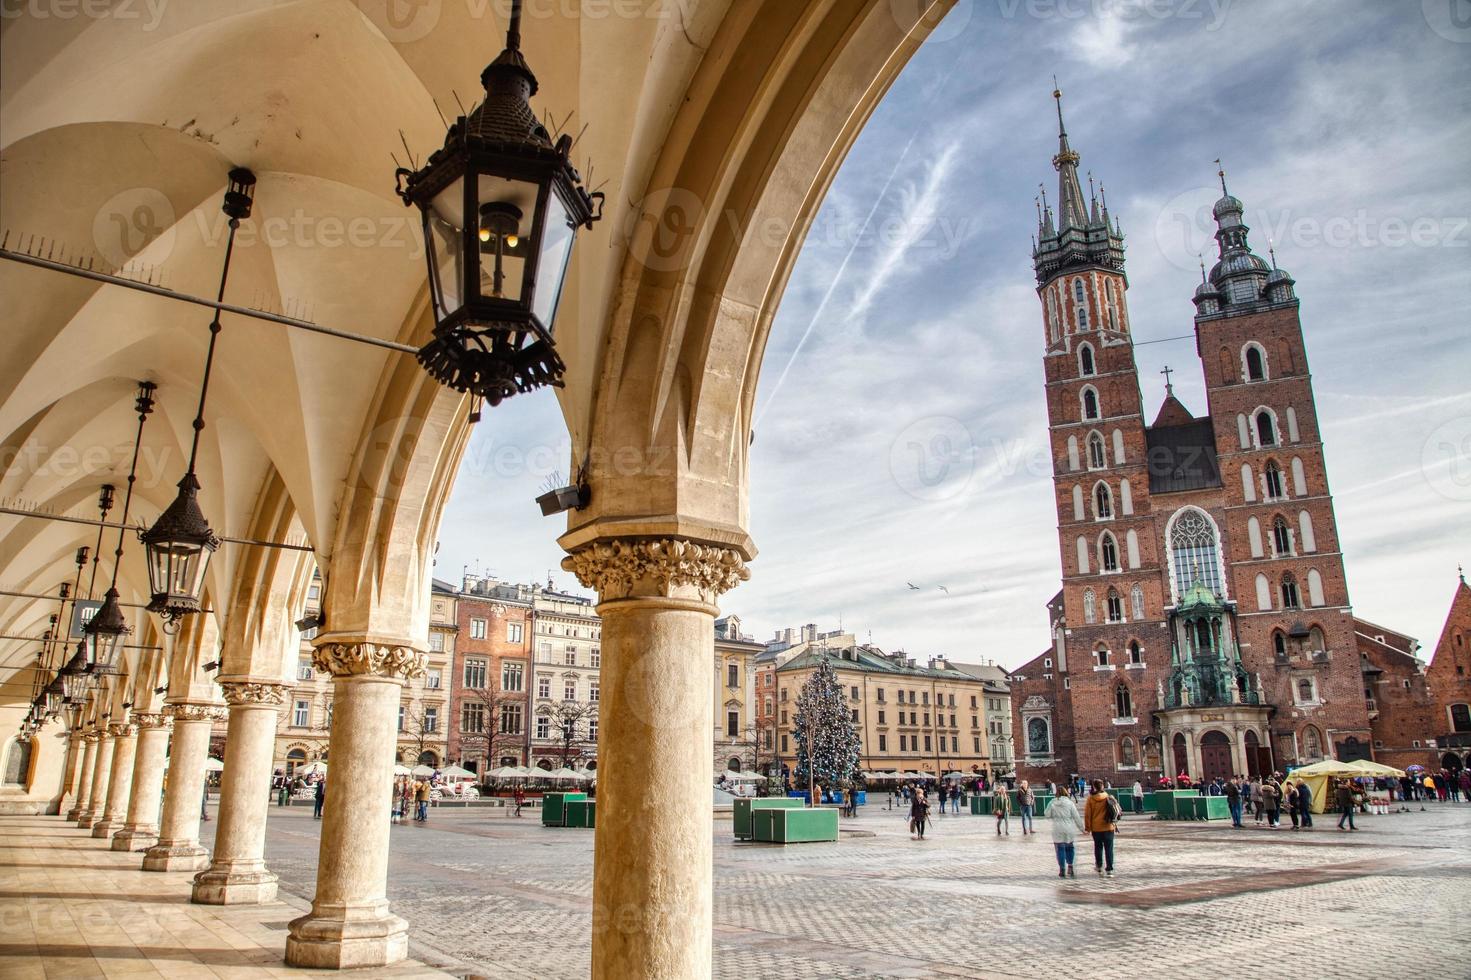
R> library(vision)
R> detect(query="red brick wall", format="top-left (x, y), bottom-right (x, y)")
top-left (1425, 581), bottom-right (1471, 756)
top-left (449, 595), bottom-right (531, 769)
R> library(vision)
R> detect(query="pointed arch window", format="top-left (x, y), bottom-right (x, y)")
top-left (1082, 387), bottom-right (1100, 421)
top-left (1127, 639), bottom-right (1143, 665)
top-left (1100, 533), bottom-right (1119, 573)
top-left (1280, 573), bottom-right (1300, 610)
top-left (1264, 460), bottom-right (1284, 500)
top-left (1087, 431), bottom-right (1107, 469)
top-left (1073, 277), bottom-right (1089, 331)
top-left (1130, 585), bottom-right (1145, 620)
top-left (1255, 410), bottom-right (1277, 446)
top-left (1083, 589), bottom-right (1096, 624)
top-left (1302, 725), bottom-right (1323, 759)
top-left (1119, 735), bottom-right (1137, 766)
top-left (1106, 588), bottom-right (1123, 622)
top-left (1094, 482), bottom-right (1113, 519)
top-left (1272, 631), bottom-right (1287, 658)
top-left (1272, 516), bottom-right (1292, 556)
top-left (1046, 290), bottom-right (1060, 343)
top-left (1095, 644), bottom-right (1110, 667)
top-left (1115, 685), bottom-right (1133, 719)
top-left (1168, 507), bottom-right (1225, 600)
top-left (1079, 343), bottom-right (1096, 377)
top-left (1244, 343), bottom-right (1267, 381)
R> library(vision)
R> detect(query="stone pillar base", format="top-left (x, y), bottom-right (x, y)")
top-left (76, 813), bottom-right (99, 829)
top-left (111, 827), bottom-right (159, 852)
top-left (141, 842), bottom-right (209, 872)
top-left (65, 805), bottom-right (85, 821)
top-left (192, 865), bottom-right (278, 905)
top-left (90, 819), bottom-right (122, 838)
top-left (285, 906), bottom-right (409, 969)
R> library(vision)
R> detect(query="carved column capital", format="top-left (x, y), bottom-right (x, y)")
top-left (167, 702), bottom-right (227, 723)
top-left (312, 641), bottom-right (427, 680)
top-left (82, 731), bottom-right (102, 743)
top-left (132, 712), bottom-right (174, 732)
top-left (108, 723), bottom-right (138, 738)
top-left (561, 537), bottom-right (750, 602)
top-left (221, 681), bottom-right (288, 706)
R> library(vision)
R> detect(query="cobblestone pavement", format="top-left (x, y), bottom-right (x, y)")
top-left (210, 800), bottom-right (1471, 979)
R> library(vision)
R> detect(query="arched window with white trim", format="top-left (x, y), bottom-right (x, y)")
top-left (1291, 457), bottom-right (1308, 496)
top-left (1078, 342), bottom-right (1095, 377)
top-left (1074, 278), bottom-right (1088, 330)
top-left (1299, 511), bottom-right (1316, 552)
top-left (1087, 431), bottom-right (1107, 469)
top-left (1263, 460), bottom-right (1284, 500)
top-left (1255, 573), bottom-right (1272, 611)
top-left (1046, 289), bottom-right (1060, 343)
top-left (1115, 685), bottom-right (1133, 719)
top-left (1083, 588), bottom-right (1096, 624)
top-left (1243, 342), bottom-right (1268, 382)
top-left (1272, 516), bottom-right (1293, 556)
top-left (1093, 482), bottom-right (1113, 519)
top-left (1285, 406), bottom-right (1299, 442)
top-left (1106, 588), bottom-right (1123, 622)
top-left (1254, 408), bottom-right (1278, 447)
top-left (1280, 572), bottom-right (1301, 610)
top-left (1307, 569), bottom-right (1325, 607)
top-left (1081, 386), bottom-right (1100, 421)
top-left (1099, 532), bottom-right (1119, 572)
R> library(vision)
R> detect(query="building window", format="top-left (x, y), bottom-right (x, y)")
top-left (1106, 589), bottom-right (1123, 623)
top-left (464, 658), bottom-right (487, 689)
top-left (1264, 460), bottom-right (1284, 499)
top-left (1302, 725), bottom-right (1323, 759)
top-left (429, 631), bottom-right (445, 652)
top-left (507, 622), bottom-right (524, 643)
top-left (470, 618), bottom-right (487, 640)
top-left (588, 718), bottom-right (598, 743)
top-left (423, 707), bottom-right (438, 733)
top-left (1244, 343), bottom-right (1266, 381)
top-left (397, 705), bottom-right (405, 731)
top-left (1083, 589), bottom-right (1096, 624)
top-left (461, 703), bottom-right (485, 734)
top-left (923, 735), bottom-right (932, 752)
top-left (878, 710), bottom-right (886, 724)
top-left (500, 703), bottom-right (522, 735)
top-left (426, 669), bottom-right (442, 690)
top-left (1168, 507), bottom-right (1224, 600)
top-left (292, 700), bottom-right (310, 727)
top-left (1074, 278), bottom-right (1088, 330)
top-left (502, 661), bottom-right (524, 693)
top-left (1281, 574), bottom-right (1301, 610)
top-left (1082, 386), bottom-right (1100, 421)
top-left (1100, 533), bottom-right (1119, 572)
top-left (1079, 343), bottom-right (1095, 377)
top-left (536, 715), bottom-right (551, 740)
top-left (878, 734), bottom-right (887, 752)
top-left (296, 658), bottom-right (313, 681)
top-left (1115, 685), bottom-right (1132, 718)
top-left (1120, 736), bottom-right (1137, 767)
top-left (564, 681), bottom-right (577, 701)
top-left (1094, 482), bottom-right (1113, 519)
top-left (878, 689), bottom-right (886, 703)
top-left (1095, 646), bottom-right (1109, 668)
top-left (590, 647), bottom-right (600, 667)
top-left (727, 664), bottom-right (740, 688)
top-left (565, 647), bottom-right (576, 666)
top-left (1296, 678), bottom-right (1317, 704)
top-left (537, 675), bottom-right (550, 698)
top-left (1128, 640), bottom-right (1143, 665)
top-left (1450, 704), bottom-right (1471, 732)
top-left (1272, 517), bottom-right (1292, 556)
top-left (1255, 410), bottom-right (1276, 447)
top-left (1130, 584), bottom-right (1145, 620)
top-left (781, 734), bottom-right (789, 753)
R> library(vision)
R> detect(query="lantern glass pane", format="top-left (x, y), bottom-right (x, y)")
top-left (425, 209), bottom-right (464, 319)
top-left (475, 174), bottom-right (539, 304)
top-left (532, 190), bottom-right (576, 331)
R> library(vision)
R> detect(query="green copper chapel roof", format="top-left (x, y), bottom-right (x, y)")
top-left (1176, 578), bottom-right (1226, 613)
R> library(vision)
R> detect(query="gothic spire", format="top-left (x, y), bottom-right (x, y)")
top-left (1052, 84), bottom-right (1089, 232)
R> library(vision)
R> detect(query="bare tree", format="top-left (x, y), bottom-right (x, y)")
top-left (400, 703), bottom-right (442, 767)
top-left (457, 680), bottom-right (527, 772)
top-left (550, 699), bottom-right (596, 768)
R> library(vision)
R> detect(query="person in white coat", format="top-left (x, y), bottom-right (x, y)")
top-left (1049, 786), bottom-right (1086, 879)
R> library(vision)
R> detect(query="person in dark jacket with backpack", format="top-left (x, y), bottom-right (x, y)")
top-left (1083, 779), bottom-right (1119, 877)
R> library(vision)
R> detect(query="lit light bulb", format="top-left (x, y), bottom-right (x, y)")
top-left (505, 234), bottom-right (519, 248)
top-left (478, 226), bottom-right (491, 243)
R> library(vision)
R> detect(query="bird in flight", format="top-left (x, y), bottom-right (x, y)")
top-left (906, 582), bottom-right (921, 591)
top-left (937, 585), bottom-right (949, 594)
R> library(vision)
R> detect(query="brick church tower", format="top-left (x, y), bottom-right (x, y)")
top-left (1012, 90), bottom-right (1373, 787)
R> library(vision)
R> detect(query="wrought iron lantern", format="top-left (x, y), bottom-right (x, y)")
top-left (83, 587), bottom-right (130, 674)
top-left (395, 0), bottom-right (603, 409)
top-left (40, 675), bottom-right (65, 719)
top-left (59, 643), bottom-right (91, 701)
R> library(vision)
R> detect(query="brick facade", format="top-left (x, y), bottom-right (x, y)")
top-left (449, 581), bottom-right (532, 771)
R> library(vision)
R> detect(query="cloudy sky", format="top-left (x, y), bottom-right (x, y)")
top-left (438, 0), bottom-right (1471, 669)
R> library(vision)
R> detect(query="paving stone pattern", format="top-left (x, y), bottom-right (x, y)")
top-left (210, 799), bottom-right (1471, 980)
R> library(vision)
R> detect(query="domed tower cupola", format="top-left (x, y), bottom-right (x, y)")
top-left (1264, 241), bottom-right (1296, 304)
top-left (1203, 163), bottom-right (1270, 311)
top-left (1192, 259), bottom-right (1223, 316)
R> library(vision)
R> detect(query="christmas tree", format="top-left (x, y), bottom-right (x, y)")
top-left (793, 654), bottom-right (861, 793)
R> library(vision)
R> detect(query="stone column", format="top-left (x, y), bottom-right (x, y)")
top-left (561, 538), bottom-right (748, 980)
top-left (142, 702), bottom-right (222, 872)
top-left (67, 734), bottom-right (99, 822)
top-left (77, 730), bottom-right (114, 829)
top-left (193, 682), bottom-right (285, 904)
top-left (285, 642), bottom-right (423, 969)
top-left (92, 723), bottom-right (138, 838)
top-left (112, 713), bottom-right (173, 851)
top-left (57, 732), bottom-right (83, 813)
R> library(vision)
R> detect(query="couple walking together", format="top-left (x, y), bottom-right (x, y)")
top-left (1050, 779), bottom-right (1121, 878)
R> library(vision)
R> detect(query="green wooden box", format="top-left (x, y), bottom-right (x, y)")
top-left (541, 792), bottom-right (586, 827)
top-left (1178, 796), bottom-right (1230, 821)
top-left (733, 797), bottom-right (806, 840)
top-left (564, 799), bottom-right (596, 828)
top-left (753, 806), bottom-right (839, 843)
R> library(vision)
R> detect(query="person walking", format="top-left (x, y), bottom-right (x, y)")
top-left (1297, 779), bottom-right (1313, 828)
top-left (1263, 777), bottom-right (1282, 828)
top-left (414, 779), bottom-right (430, 822)
top-left (1225, 776), bottom-right (1243, 827)
top-left (910, 787), bottom-right (931, 841)
top-left (273, 770), bottom-right (288, 807)
top-left (1083, 779), bottom-right (1119, 877)
top-left (1285, 781), bottom-right (1300, 830)
top-left (1018, 780), bottom-right (1035, 835)
top-left (994, 786), bottom-right (1011, 836)
top-left (1250, 777), bottom-right (1264, 824)
top-left (1049, 786), bottom-right (1085, 879)
top-left (313, 778), bottom-right (326, 820)
top-left (1336, 779), bottom-right (1357, 831)
top-left (1131, 780), bottom-right (1144, 815)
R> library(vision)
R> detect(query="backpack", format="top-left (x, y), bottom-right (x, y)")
top-left (1104, 794), bottom-right (1123, 824)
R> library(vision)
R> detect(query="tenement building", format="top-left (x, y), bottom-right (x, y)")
top-left (1011, 93), bottom-right (1389, 787)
